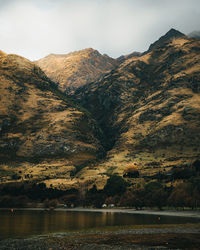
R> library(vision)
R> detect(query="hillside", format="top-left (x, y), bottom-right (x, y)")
top-left (35, 48), bottom-right (118, 94)
top-left (0, 51), bottom-right (104, 189)
top-left (0, 29), bottom-right (200, 191)
top-left (73, 30), bottom-right (200, 185)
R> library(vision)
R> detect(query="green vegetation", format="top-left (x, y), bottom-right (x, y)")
top-left (103, 174), bottom-right (129, 197)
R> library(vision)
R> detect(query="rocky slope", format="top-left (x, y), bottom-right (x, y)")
top-left (73, 29), bottom-right (200, 183)
top-left (0, 51), bottom-right (104, 189)
top-left (35, 48), bottom-right (118, 94)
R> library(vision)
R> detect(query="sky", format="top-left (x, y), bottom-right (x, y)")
top-left (0, 0), bottom-right (200, 60)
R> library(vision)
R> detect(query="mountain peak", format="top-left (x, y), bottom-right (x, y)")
top-left (164, 28), bottom-right (185, 38)
top-left (44, 48), bottom-right (100, 60)
top-left (147, 28), bottom-right (186, 52)
top-left (72, 48), bottom-right (101, 57)
top-left (81, 47), bottom-right (97, 53)
top-left (35, 48), bottom-right (118, 94)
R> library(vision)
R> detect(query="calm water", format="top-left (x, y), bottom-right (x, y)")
top-left (0, 210), bottom-right (199, 239)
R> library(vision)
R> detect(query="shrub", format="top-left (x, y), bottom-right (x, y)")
top-left (103, 174), bottom-right (129, 197)
top-left (118, 190), bottom-right (135, 207)
top-left (11, 174), bottom-right (21, 180)
top-left (44, 199), bottom-right (58, 209)
top-left (0, 195), bottom-right (28, 208)
top-left (193, 160), bottom-right (200, 172)
top-left (123, 165), bottom-right (139, 178)
top-left (172, 167), bottom-right (195, 179)
top-left (144, 182), bottom-right (167, 209)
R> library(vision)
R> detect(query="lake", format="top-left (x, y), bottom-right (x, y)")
top-left (0, 209), bottom-right (199, 239)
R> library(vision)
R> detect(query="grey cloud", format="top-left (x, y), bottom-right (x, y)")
top-left (0, 0), bottom-right (200, 60)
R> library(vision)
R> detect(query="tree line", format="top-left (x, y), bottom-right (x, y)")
top-left (0, 172), bottom-right (200, 210)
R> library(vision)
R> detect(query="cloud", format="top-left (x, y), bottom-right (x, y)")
top-left (0, 0), bottom-right (200, 60)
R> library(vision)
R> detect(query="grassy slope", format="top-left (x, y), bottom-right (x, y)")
top-left (73, 37), bottom-right (200, 186)
top-left (0, 52), bottom-right (103, 189)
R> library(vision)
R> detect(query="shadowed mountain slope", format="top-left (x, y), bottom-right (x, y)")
top-left (73, 30), bottom-right (200, 180)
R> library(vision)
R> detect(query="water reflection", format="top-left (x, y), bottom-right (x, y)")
top-left (0, 210), bottom-right (199, 239)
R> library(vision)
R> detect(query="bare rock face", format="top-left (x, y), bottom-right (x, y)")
top-left (74, 30), bottom-right (200, 177)
top-left (35, 48), bottom-right (118, 94)
top-left (0, 51), bottom-right (103, 186)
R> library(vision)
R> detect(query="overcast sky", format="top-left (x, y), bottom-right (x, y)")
top-left (0, 0), bottom-right (200, 60)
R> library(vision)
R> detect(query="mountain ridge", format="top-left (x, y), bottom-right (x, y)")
top-left (35, 48), bottom-right (118, 94)
top-left (73, 32), bottom-right (200, 183)
top-left (147, 28), bottom-right (186, 52)
top-left (0, 28), bottom-right (200, 190)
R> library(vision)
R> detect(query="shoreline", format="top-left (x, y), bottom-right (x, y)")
top-left (1, 225), bottom-right (200, 249)
top-left (1, 207), bottom-right (200, 218)
top-left (69, 207), bottom-right (200, 218)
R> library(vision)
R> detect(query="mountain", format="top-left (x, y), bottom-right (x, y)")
top-left (1, 29), bottom-right (200, 191)
top-left (35, 48), bottom-right (118, 94)
top-left (117, 51), bottom-right (142, 64)
top-left (0, 51), bottom-right (103, 189)
top-left (188, 31), bottom-right (200, 39)
top-left (73, 30), bottom-right (200, 181)
top-left (147, 28), bottom-right (186, 52)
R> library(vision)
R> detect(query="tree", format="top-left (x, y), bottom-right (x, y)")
top-left (193, 160), bottom-right (200, 172)
top-left (84, 185), bottom-right (106, 208)
top-left (118, 190), bottom-right (135, 207)
top-left (103, 174), bottom-right (129, 197)
top-left (0, 195), bottom-right (28, 208)
top-left (144, 182), bottom-right (167, 209)
top-left (44, 199), bottom-right (58, 209)
top-left (131, 188), bottom-right (146, 210)
top-left (11, 174), bottom-right (21, 180)
top-left (105, 196), bottom-right (116, 206)
top-left (150, 189), bottom-right (168, 210)
top-left (123, 165), bottom-right (139, 178)
top-left (172, 167), bottom-right (195, 180)
top-left (145, 181), bottom-right (163, 193)
top-left (167, 182), bottom-right (192, 208)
